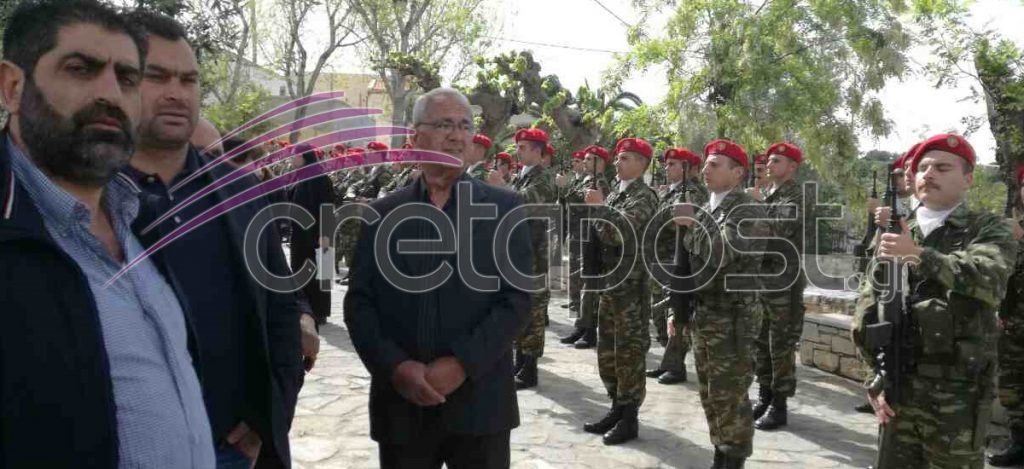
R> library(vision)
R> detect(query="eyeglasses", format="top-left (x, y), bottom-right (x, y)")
top-left (416, 119), bottom-right (475, 134)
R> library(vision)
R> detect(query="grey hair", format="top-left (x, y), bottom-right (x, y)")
top-left (411, 87), bottom-right (472, 126)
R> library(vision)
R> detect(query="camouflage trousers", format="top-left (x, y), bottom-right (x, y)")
top-left (650, 283), bottom-right (669, 344)
top-left (574, 290), bottom-right (599, 329)
top-left (880, 372), bottom-right (994, 468)
top-left (692, 294), bottom-right (760, 458)
top-left (598, 278), bottom-right (651, 406)
top-left (516, 250), bottom-right (550, 358)
top-left (754, 281), bottom-right (806, 397)
top-left (568, 237), bottom-right (583, 309)
top-left (655, 293), bottom-right (691, 373)
top-left (998, 327), bottom-right (1024, 431)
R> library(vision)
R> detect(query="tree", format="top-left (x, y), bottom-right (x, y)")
top-left (346, 0), bottom-right (492, 133)
top-left (611, 0), bottom-right (913, 192)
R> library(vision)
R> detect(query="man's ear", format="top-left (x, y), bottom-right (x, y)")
top-left (0, 60), bottom-right (25, 114)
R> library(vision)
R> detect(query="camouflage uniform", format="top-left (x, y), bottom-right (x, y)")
top-left (332, 169), bottom-right (363, 269)
top-left (511, 165), bottom-right (557, 358)
top-left (651, 177), bottom-right (708, 373)
top-left (754, 179), bottom-right (806, 398)
top-left (852, 204), bottom-right (1016, 468)
top-left (594, 179), bottom-right (659, 406)
top-left (684, 187), bottom-right (767, 458)
top-left (999, 237), bottom-right (1024, 437)
top-left (566, 172), bottom-right (611, 323)
top-left (382, 164), bottom-right (415, 194)
top-left (467, 161), bottom-right (489, 181)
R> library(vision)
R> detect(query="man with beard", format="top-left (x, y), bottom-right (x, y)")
top-left (344, 87), bottom-right (531, 468)
top-left (121, 12), bottom-right (307, 469)
top-left (0, 1), bottom-right (215, 467)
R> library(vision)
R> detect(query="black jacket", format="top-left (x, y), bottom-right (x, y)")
top-left (344, 175), bottom-right (532, 444)
top-left (0, 139), bottom-right (199, 467)
top-left (131, 149), bottom-right (304, 468)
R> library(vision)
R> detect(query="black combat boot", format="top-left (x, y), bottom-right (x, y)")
top-left (854, 402), bottom-right (874, 414)
top-left (989, 428), bottom-right (1024, 466)
top-left (574, 327), bottom-right (597, 349)
top-left (658, 369), bottom-right (687, 384)
top-left (752, 385), bottom-right (773, 420)
top-left (710, 447), bottom-right (725, 469)
top-left (645, 368), bottom-right (666, 378)
top-left (559, 327), bottom-right (586, 345)
top-left (602, 403), bottom-right (638, 445)
top-left (721, 454), bottom-right (746, 469)
top-left (514, 355), bottom-right (537, 390)
top-left (583, 402), bottom-right (622, 434)
top-left (755, 396), bottom-right (788, 430)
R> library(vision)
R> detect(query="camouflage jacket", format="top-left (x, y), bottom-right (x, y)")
top-left (511, 165), bottom-right (557, 260)
top-left (761, 179), bottom-right (805, 288)
top-left (684, 186), bottom-right (767, 294)
top-left (593, 178), bottom-right (659, 281)
top-left (852, 203), bottom-right (1016, 379)
top-left (467, 161), bottom-right (489, 181)
top-left (354, 164), bottom-right (393, 199)
top-left (653, 179), bottom-right (709, 263)
top-left (383, 165), bottom-right (416, 193)
top-left (1003, 237), bottom-right (1024, 333)
top-left (565, 173), bottom-right (611, 239)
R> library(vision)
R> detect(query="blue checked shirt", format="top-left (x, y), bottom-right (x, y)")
top-left (7, 140), bottom-right (214, 468)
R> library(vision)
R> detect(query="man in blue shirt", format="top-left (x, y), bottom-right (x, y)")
top-left (0, 1), bottom-right (214, 467)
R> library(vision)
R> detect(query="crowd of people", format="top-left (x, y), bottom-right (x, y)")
top-left (1, 1), bottom-right (1023, 469)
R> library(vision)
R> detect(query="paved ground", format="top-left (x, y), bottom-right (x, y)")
top-left (287, 280), bottom-right (905, 469)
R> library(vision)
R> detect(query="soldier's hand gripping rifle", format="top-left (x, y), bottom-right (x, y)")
top-left (666, 163), bottom-right (696, 327)
top-left (862, 171), bottom-right (909, 469)
top-left (853, 171), bottom-right (879, 271)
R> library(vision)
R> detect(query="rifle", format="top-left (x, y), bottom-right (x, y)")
top-left (668, 164), bottom-right (696, 327)
top-left (862, 171), bottom-right (908, 469)
top-left (853, 170), bottom-right (879, 268)
top-left (582, 156), bottom-right (602, 282)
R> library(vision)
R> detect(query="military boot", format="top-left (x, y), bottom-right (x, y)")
top-left (755, 396), bottom-right (787, 430)
top-left (514, 355), bottom-right (537, 390)
top-left (583, 402), bottom-right (622, 434)
top-left (574, 327), bottom-right (597, 349)
top-left (559, 327), bottom-right (586, 345)
top-left (721, 454), bottom-right (746, 469)
top-left (989, 428), bottom-right (1024, 466)
top-left (602, 403), bottom-right (638, 445)
top-left (710, 447), bottom-right (725, 469)
top-left (658, 369), bottom-right (686, 384)
top-left (752, 385), bottom-right (773, 420)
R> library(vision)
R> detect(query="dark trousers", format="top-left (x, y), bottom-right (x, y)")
top-left (378, 430), bottom-right (511, 469)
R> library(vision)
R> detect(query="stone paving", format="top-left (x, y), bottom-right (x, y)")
top-left (287, 282), bottom-right (998, 469)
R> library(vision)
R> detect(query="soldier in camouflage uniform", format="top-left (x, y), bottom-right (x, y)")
top-left (646, 148), bottom-right (707, 385)
top-left (559, 146), bottom-right (612, 347)
top-left (581, 138), bottom-right (659, 446)
top-left (750, 143), bottom-right (806, 431)
top-left (498, 128), bottom-right (557, 390)
top-left (852, 134), bottom-right (1017, 469)
top-left (989, 166), bottom-right (1024, 466)
top-left (465, 133), bottom-right (492, 180)
top-left (681, 139), bottom-right (767, 468)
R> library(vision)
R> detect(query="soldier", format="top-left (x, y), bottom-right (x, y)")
top-left (467, 133), bottom-right (492, 180)
top-left (492, 128), bottom-right (557, 389)
top-left (678, 139), bottom-right (766, 468)
top-left (989, 165), bottom-right (1024, 466)
top-left (559, 145), bottom-right (612, 347)
top-left (747, 143), bottom-right (806, 430)
top-left (646, 147), bottom-right (707, 384)
top-left (381, 143), bottom-right (419, 195)
top-left (494, 151), bottom-right (513, 184)
top-left (582, 138), bottom-right (659, 445)
top-left (558, 150), bottom-right (591, 314)
top-left (852, 133), bottom-right (1016, 469)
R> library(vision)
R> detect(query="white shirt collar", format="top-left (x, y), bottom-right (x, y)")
top-left (709, 190), bottom-right (730, 212)
top-left (619, 178), bottom-right (635, 193)
top-left (916, 203), bottom-right (959, 238)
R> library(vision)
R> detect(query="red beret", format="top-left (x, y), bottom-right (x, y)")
top-left (614, 138), bottom-right (653, 159)
top-left (766, 142), bottom-right (802, 165)
top-left (571, 151), bottom-right (585, 160)
top-left (473, 134), bottom-right (493, 149)
top-left (333, 143), bottom-right (346, 150)
top-left (584, 145), bottom-right (610, 162)
top-left (704, 139), bottom-right (749, 169)
top-left (495, 152), bottom-right (513, 162)
top-left (753, 153), bottom-right (768, 165)
top-left (347, 147), bottom-right (365, 155)
top-left (891, 142), bottom-right (920, 172)
top-left (909, 134), bottom-right (975, 173)
top-left (664, 148), bottom-right (701, 167)
top-left (514, 128), bottom-right (549, 144)
top-left (367, 141), bottom-right (389, 151)
top-left (314, 148), bottom-right (324, 158)
top-left (544, 143), bottom-right (555, 157)
top-left (277, 140), bottom-right (290, 148)
top-left (401, 143), bottom-right (413, 149)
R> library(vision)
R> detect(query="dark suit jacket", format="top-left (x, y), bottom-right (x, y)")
top-left (131, 149), bottom-right (304, 468)
top-left (287, 173), bottom-right (334, 319)
top-left (344, 174), bottom-right (532, 444)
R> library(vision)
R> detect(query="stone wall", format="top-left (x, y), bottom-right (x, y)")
top-left (799, 312), bottom-right (865, 382)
